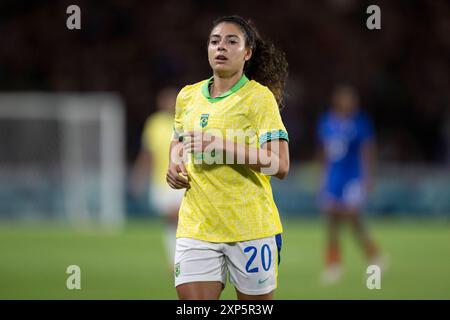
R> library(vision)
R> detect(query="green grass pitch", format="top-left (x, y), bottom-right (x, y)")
top-left (0, 218), bottom-right (449, 299)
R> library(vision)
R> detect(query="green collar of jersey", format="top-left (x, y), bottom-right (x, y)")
top-left (201, 74), bottom-right (249, 103)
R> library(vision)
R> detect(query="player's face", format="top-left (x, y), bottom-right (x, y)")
top-left (332, 87), bottom-right (359, 116)
top-left (208, 22), bottom-right (252, 77)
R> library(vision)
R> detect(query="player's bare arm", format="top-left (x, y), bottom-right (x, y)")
top-left (167, 140), bottom-right (189, 189)
top-left (181, 131), bottom-right (289, 179)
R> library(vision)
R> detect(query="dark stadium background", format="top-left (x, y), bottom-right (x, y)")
top-left (0, 0), bottom-right (449, 300)
top-left (1, 0), bottom-right (448, 163)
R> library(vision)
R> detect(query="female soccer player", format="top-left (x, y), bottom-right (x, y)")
top-left (317, 84), bottom-right (383, 284)
top-left (166, 16), bottom-right (289, 300)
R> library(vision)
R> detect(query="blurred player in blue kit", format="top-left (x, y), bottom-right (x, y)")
top-left (317, 84), bottom-right (383, 284)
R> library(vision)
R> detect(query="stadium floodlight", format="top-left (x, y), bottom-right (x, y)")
top-left (0, 93), bottom-right (126, 231)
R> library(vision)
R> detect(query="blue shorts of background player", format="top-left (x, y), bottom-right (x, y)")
top-left (321, 178), bottom-right (367, 212)
top-left (318, 106), bottom-right (374, 212)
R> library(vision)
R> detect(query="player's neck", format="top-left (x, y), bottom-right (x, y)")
top-left (210, 71), bottom-right (243, 98)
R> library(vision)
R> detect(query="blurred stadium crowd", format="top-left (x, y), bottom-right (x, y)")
top-left (1, 0), bottom-right (449, 164)
top-left (1, 1), bottom-right (449, 301)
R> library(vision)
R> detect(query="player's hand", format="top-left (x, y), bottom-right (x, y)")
top-left (166, 162), bottom-right (189, 189)
top-left (181, 131), bottom-right (218, 153)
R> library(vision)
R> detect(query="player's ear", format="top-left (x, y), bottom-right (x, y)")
top-left (244, 47), bottom-right (252, 62)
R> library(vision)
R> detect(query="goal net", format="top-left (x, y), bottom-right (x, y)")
top-left (0, 93), bottom-right (126, 230)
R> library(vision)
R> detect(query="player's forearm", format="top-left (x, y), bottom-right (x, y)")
top-left (221, 139), bottom-right (274, 169)
top-left (218, 138), bottom-right (289, 179)
top-left (169, 140), bottom-right (184, 167)
top-left (180, 132), bottom-right (289, 178)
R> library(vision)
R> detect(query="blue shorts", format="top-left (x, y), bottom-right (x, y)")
top-left (321, 179), bottom-right (366, 211)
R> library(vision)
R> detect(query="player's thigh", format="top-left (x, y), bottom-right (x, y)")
top-left (174, 238), bottom-right (227, 299)
top-left (225, 234), bottom-right (282, 298)
top-left (342, 179), bottom-right (366, 211)
top-left (177, 281), bottom-right (223, 300)
top-left (322, 182), bottom-right (364, 219)
top-left (235, 288), bottom-right (274, 300)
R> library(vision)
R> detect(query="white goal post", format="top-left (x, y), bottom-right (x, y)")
top-left (0, 93), bottom-right (126, 230)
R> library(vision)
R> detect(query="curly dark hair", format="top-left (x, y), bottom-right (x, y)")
top-left (211, 15), bottom-right (289, 109)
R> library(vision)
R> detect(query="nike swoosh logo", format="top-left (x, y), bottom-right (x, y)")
top-left (258, 276), bottom-right (271, 285)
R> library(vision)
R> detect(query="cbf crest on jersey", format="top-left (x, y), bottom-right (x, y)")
top-left (175, 262), bottom-right (180, 278)
top-left (200, 114), bottom-right (209, 128)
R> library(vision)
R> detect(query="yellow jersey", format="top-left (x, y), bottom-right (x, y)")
top-left (142, 111), bottom-right (174, 186)
top-left (173, 75), bottom-right (289, 242)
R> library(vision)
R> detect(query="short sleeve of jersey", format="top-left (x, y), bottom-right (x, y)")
top-left (358, 113), bottom-right (375, 142)
top-left (172, 86), bottom-right (190, 140)
top-left (250, 87), bottom-right (289, 147)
